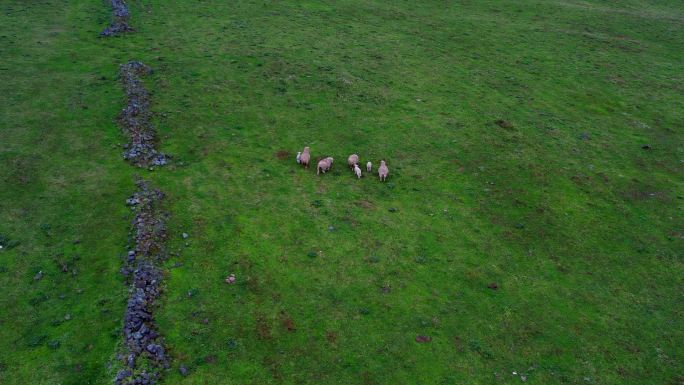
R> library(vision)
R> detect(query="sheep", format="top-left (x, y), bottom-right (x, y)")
top-left (354, 164), bottom-right (362, 179)
top-left (347, 154), bottom-right (359, 169)
top-left (296, 151), bottom-right (301, 164)
top-left (366, 161), bottom-right (372, 173)
top-left (317, 157), bottom-right (334, 175)
top-left (378, 160), bottom-right (389, 182)
top-left (300, 146), bottom-right (311, 168)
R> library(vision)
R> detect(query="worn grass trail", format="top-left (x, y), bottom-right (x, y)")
top-left (0, 0), bottom-right (682, 384)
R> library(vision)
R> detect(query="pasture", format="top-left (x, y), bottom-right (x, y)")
top-left (0, 0), bottom-right (682, 384)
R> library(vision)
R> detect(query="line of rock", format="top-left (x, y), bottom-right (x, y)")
top-left (101, 0), bottom-right (133, 37)
top-left (115, 180), bottom-right (169, 385)
top-left (118, 62), bottom-right (168, 168)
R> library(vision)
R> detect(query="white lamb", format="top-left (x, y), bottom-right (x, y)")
top-left (354, 164), bottom-right (362, 179)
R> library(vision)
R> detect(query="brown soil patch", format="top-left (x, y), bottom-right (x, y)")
top-left (280, 312), bottom-right (296, 332)
top-left (325, 330), bottom-right (338, 344)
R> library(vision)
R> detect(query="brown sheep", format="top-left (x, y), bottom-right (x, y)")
top-left (317, 157), bottom-right (334, 175)
top-left (300, 146), bottom-right (311, 168)
top-left (378, 160), bottom-right (389, 182)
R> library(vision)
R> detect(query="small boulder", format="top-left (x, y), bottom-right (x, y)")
top-left (179, 364), bottom-right (189, 377)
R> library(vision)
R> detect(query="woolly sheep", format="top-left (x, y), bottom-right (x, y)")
top-left (300, 146), bottom-right (311, 168)
top-left (347, 154), bottom-right (359, 169)
top-left (378, 160), bottom-right (389, 182)
top-left (317, 157), bottom-right (334, 175)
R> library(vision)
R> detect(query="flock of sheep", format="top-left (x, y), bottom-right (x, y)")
top-left (296, 146), bottom-right (389, 181)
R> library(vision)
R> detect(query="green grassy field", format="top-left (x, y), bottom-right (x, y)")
top-left (1, 0), bottom-right (682, 384)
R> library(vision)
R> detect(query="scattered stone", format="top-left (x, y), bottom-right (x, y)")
top-left (101, 0), bottom-right (133, 37)
top-left (578, 132), bottom-right (590, 140)
top-left (33, 271), bottom-right (43, 281)
top-left (48, 340), bottom-right (61, 349)
top-left (328, 225), bottom-right (335, 232)
top-left (388, 207), bottom-right (397, 212)
top-left (415, 335), bottom-right (432, 343)
top-left (115, 181), bottom-right (169, 385)
top-left (487, 282), bottom-right (498, 289)
top-left (126, 197), bottom-right (139, 206)
top-left (225, 274), bottom-right (236, 284)
top-left (118, 62), bottom-right (169, 168)
top-left (181, 233), bottom-right (189, 239)
top-left (114, 369), bottom-right (133, 384)
top-left (64, 313), bottom-right (71, 321)
top-left (126, 181), bottom-right (167, 266)
top-left (641, 144), bottom-right (651, 150)
top-left (179, 364), bottom-right (189, 377)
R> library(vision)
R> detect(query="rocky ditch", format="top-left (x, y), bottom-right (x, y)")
top-left (118, 62), bottom-right (168, 168)
top-left (115, 181), bottom-right (169, 385)
top-left (101, 0), bottom-right (133, 37)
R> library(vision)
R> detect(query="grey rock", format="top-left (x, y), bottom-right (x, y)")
top-left (179, 364), bottom-right (189, 376)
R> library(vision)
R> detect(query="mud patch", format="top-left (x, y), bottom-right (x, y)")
top-left (494, 119), bottom-right (514, 130)
top-left (118, 62), bottom-right (168, 168)
top-left (115, 180), bottom-right (169, 385)
top-left (101, 0), bottom-right (133, 37)
top-left (275, 150), bottom-right (290, 160)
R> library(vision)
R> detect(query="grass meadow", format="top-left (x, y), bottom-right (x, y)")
top-left (0, 0), bottom-right (682, 384)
